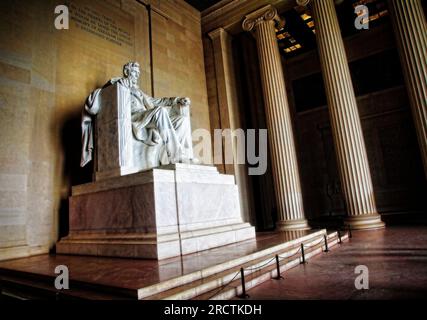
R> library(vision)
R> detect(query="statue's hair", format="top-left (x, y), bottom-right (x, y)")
top-left (123, 61), bottom-right (140, 77)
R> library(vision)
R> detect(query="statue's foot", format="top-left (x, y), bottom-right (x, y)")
top-left (189, 158), bottom-right (200, 165)
top-left (175, 157), bottom-right (200, 165)
top-left (170, 151), bottom-right (200, 165)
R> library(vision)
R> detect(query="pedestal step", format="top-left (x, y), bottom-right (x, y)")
top-left (141, 230), bottom-right (348, 300)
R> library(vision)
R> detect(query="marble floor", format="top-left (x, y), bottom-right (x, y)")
top-left (0, 229), bottom-right (317, 296)
top-left (242, 226), bottom-right (427, 299)
top-left (1, 226), bottom-right (426, 300)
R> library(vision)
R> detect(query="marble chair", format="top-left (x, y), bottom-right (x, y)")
top-left (94, 83), bottom-right (166, 180)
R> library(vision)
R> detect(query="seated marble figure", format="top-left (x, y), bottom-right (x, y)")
top-left (57, 62), bottom-right (256, 260)
top-left (80, 61), bottom-right (198, 174)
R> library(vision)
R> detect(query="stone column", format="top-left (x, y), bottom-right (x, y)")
top-left (208, 28), bottom-right (238, 175)
top-left (311, 0), bottom-right (384, 230)
top-left (388, 0), bottom-right (427, 177)
top-left (208, 28), bottom-right (255, 224)
top-left (243, 5), bottom-right (309, 231)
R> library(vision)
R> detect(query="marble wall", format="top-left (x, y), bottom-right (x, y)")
top-left (0, 0), bottom-right (210, 261)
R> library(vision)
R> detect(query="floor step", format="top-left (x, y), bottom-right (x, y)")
top-left (142, 231), bottom-right (348, 300)
top-left (137, 229), bottom-right (328, 299)
top-left (194, 231), bottom-right (348, 300)
top-left (0, 270), bottom-right (134, 300)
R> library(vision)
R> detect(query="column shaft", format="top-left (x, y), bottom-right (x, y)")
top-left (388, 0), bottom-right (427, 177)
top-left (208, 28), bottom-right (255, 224)
top-left (243, 5), bottom-right (309, 231)
top-left (311, 0), bottom-right (384, 229)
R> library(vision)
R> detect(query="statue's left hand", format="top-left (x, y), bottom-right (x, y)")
top-left (178, 97), bottom-right (191, 106)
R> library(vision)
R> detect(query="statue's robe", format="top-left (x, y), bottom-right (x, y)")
top-left (80, 77), bottom-right (194, 168)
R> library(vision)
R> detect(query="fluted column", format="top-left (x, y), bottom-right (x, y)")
top-left (311, 0), bottom-right (384, 230)
top-left (388, 0), bottom-right (427, 178)
top-left (243, 5), bottom-right (309, 231)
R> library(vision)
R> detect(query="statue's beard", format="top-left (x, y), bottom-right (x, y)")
top-left (129, 77), bottom-right (138, 88)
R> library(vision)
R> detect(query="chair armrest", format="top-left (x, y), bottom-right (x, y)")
top-left (169, 105), bottom-right (190, 117)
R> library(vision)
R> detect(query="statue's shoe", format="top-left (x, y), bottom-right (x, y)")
top-left (189, 158), bottom-right (200, 165)
top-left (176, 157), bottom-right (200, 165)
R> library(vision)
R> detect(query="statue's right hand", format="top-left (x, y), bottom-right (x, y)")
top-left (178, 97), bottom-right (191, 106)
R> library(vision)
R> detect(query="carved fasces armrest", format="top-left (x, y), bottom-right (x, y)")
top-left (169, 104), bottom-right (190, 117)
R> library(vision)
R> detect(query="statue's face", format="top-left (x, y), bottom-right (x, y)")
top-left (129, 66), bottom-right (140, 85)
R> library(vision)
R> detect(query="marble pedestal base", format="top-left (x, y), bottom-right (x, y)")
top-left (56, 164), bottom-right (255, 260)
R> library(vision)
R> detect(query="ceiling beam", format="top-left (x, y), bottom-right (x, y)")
top-left (201, 0), bottom-right (299, 35)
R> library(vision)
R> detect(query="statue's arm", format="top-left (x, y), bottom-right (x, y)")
top-left (142, 92), bottom-right (191, 116)
top-left (144, 92), bottom-right (190, 107)
top-left (148, 96), bottom-right (180, 107)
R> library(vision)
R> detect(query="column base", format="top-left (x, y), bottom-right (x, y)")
top-left (276, 219), bottom-right (311, 231)
top-left (344, 214), bottom-right (385, 230)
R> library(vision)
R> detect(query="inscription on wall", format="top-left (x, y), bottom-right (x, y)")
top-left (69, 2), bottom-right (133, 47)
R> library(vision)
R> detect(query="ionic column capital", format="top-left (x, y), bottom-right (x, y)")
top-left (242, 5), bottom-right (284, 32)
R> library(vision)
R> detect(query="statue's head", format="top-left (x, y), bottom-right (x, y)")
top-left (123, 62), bottom-right (140, 86)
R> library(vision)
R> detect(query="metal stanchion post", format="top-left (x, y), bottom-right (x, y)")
top-left (274, 255), bottom-right (284, 280)
top-left (338, 230), bottom-right (342, 244)
top-left (348, 225), bottom-right (352, 238)
top-left (238, 268), bottom-right (249, 299)
top-left (300, 243), bottom-right (306, 264)
top-left (324, 235), bottom-right (329, 252)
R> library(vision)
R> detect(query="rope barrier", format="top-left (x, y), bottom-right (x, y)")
top-left (277, 246), bottom-right (302, 260)
top-left (302, 236), bottom-right (326, 249)
top-left (243, 256), bottom-right (276, 272)
top-left (206, 270), bottom-right (240, 300)
top-left (208, 230), bottom-right (347, 299)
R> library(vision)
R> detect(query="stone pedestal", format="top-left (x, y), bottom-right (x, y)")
top-left (56, 164), bottom-right (255, 260)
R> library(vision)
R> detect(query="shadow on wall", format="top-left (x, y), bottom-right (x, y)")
top-left (58, 111), bottom-right (93, 239)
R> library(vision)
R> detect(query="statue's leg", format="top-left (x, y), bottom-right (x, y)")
top-left (151, 107), bottom-right (183, 163)
top-left (171, 115), bottom-right (194, 161)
